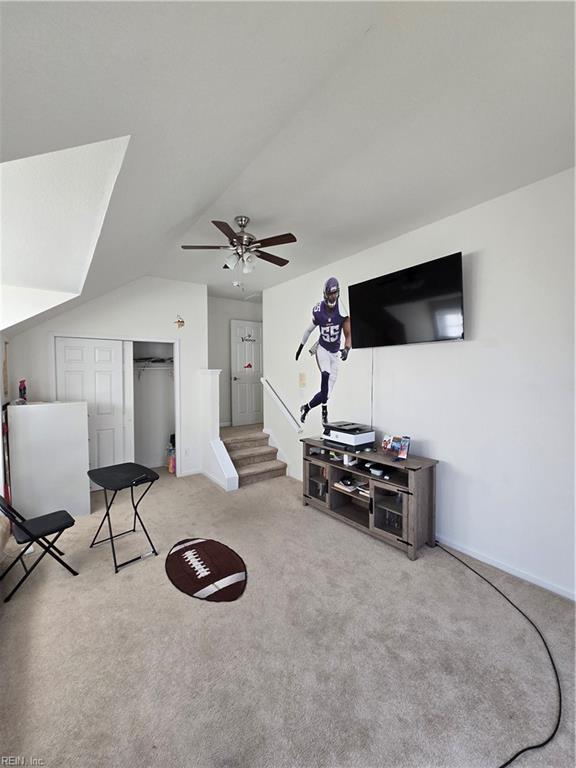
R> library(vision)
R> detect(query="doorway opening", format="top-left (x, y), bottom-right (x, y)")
top-left (133, 342), bottom-right (175, 472)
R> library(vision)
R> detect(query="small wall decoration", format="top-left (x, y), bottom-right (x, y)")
top-left (174, 315), bottom-right (185, 329)
top-left (241, 332), bottom-right (255, 342)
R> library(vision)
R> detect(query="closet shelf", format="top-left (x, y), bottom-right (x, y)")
top-left (134, 359), bottom-right (174, 380)
top-left (133, 357), bottom-right (173, 364)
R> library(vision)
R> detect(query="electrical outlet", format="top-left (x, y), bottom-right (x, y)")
top-left (298, 372), bottom-right (306, 388)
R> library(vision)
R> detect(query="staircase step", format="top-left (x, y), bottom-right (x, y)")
top-left (237, 459), bottom-right (287, 487)
top-left (229, 445), bottom-right (278, 467)
top-left (223, 433), bottom-right (269, 451)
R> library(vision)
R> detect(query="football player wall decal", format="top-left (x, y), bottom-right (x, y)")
top-left (295, 277), bottom-right (352, 425)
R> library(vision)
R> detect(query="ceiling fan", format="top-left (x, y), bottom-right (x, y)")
top-left (181, 216), bottom-right (296, 273)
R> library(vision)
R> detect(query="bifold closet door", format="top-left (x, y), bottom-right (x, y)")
top-left (55, 337), bottom-right (124, 473)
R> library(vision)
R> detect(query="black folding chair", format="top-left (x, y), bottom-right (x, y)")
top-left (0, 495), bottom-right (78, 603)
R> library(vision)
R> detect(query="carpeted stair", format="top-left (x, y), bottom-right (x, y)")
top-left (223, 429), bottom-right (287, 487)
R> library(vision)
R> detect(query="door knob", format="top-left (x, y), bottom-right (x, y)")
top-left (233, 376), bottom-right (239, 381)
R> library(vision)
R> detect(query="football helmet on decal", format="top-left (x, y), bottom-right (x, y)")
top-left (323, 277), bottom-right (340, 308)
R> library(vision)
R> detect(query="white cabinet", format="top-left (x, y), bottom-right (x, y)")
top-left (8, 402), bottom-right (90, 518)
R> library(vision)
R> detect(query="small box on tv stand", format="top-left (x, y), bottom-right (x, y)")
top-left (322, 421), bottom-right (375, 452)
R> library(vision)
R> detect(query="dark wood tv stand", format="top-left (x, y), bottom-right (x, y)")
top-left (301, 437), bottom-right (438, 560)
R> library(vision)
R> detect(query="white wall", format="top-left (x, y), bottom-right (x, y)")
top-left (207, 296), bottom-right (262, 425)
top-left (133, 341), bottom-right (174, 359)
top-left (7, 277), bottom-right (208, 475)
top-left (199, 370), bottom-right (238, 492)
top-left (263, 169), bottom-right (574, 599)
top-left (1, 285), bottom-right (78, 331)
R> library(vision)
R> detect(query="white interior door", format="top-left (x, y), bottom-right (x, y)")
top-left (55, 337), bottom-right (124, 475)
top-left (230, 320), bottom-right (263, 426)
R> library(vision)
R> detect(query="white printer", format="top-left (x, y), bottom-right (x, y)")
top-left (322, 421), bottom-right (376, 451)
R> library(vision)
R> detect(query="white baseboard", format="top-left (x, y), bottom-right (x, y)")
top-left (219, 421), bottom-right (232, 428)
top-left (176, 466), bottom-right (238, 491)
top-left (436, 534), bottom-right (574, 602)
top-left (176, 467), bottom-right (201, 478)
top-left (202, 469), bottom-right (238, 492)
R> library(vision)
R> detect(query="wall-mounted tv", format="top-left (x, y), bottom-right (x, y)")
top-left (348, 252), bottom-right (464, 349)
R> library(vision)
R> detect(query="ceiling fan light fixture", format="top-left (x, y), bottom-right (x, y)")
top-left (224, 253), bottom-right (238, 269)
top-left (181, 216), bottom-right (296, 270)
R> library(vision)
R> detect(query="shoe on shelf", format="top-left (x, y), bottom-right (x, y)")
top-left (300, 404), bottom-right (310, 424)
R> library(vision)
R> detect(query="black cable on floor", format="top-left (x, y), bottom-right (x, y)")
top-left (435, 542), bottom-right (562, 768)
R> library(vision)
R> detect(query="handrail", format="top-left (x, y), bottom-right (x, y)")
top-left (261, 377), bottom-right (303, 433)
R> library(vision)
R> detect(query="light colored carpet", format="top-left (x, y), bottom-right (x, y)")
top-left (0, 471), bottom-right (573, 768)
top-left (220, 423), bottom-right (264, 440)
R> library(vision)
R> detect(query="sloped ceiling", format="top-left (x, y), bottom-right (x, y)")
top-left (0, 1), bottom-right (573, 335)
top-left (0, 137), bottom-right (129, 329)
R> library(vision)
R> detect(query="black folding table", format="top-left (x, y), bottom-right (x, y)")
top-left (88, 463), bottom-right (159, 573)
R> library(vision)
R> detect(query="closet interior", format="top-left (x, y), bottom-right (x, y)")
top-left (133, 341), bottom-right (175, 470)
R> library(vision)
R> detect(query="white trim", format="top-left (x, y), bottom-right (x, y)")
top-left (176, 467), bottom-right (202, 478)
top-left (203, 439), bottom-right (239, 492)
top-left (219, 421), bottom-right (232, 428)
top-left (201, 470), bottom-right (224, 487)
top-left (436, 535), bottom-right (575, 602)
top-left (122, 341), bottom-right (134, 463)
top-left (50, 332), bottom-right (180, 344)
top-left (173, 338), bottom-right (182, 478)
top-left (48, 334), bottom-right (57, 401)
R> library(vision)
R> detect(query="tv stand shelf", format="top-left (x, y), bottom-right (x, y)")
top-left (301, 437), bottom-right (438, 560)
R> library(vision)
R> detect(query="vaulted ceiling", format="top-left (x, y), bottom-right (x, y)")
top-left (1, 136), bottom-right (129, 328)
top-left (1, 1), bottom-right (573, 333)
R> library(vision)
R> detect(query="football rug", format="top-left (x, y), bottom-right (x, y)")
top-left (165, 538), bottom-right (247, 602)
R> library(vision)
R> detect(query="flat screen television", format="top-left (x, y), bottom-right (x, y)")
top-left (348, 252), bottom-right (464, 349)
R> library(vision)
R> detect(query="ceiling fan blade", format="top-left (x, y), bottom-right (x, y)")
top-left (181, 245), bottom-right (231, 250)
top-left (255, 250), bottom-right (289, 267)
top-left (212, 220), bottom-right (238, 242)
top-left (256, 233), bottom-right (297, 248)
